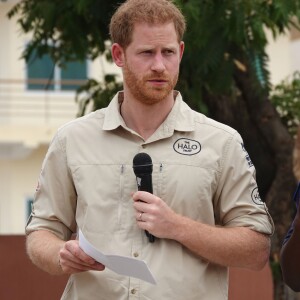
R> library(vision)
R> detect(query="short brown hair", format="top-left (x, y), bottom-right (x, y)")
top-left (109, 0), bottom-right (186, 48)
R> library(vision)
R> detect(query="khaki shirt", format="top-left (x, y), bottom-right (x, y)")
top-left (26, 92), bottom-right (274, 300)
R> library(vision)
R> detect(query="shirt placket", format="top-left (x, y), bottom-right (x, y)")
top-left (129, 236), bottom-right (143, 299)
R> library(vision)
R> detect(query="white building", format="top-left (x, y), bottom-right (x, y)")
top-left (0, 1), bottom-right (299, 234)
top-left (0, 0), bottom-right (121, 234)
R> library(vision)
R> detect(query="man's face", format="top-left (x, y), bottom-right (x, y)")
top-left (122, 22), bottom-right (184, 105)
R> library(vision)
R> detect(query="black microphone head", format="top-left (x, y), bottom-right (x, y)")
top-left (133, 152), bottom-right (153, 176)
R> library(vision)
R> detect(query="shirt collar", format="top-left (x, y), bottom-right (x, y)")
top-left (102, 92), bottom-right (126, 131)
top-left (102, 91), bottom-right (195, 135)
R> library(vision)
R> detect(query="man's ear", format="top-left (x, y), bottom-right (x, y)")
top-left (111, 43), bottom-right (125, 67)
top-left (179, 41), bottom-right (185, 61)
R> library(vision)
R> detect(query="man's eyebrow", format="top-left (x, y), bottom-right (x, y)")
top-left (136, 45), bottom-right (178, 51)
top-left (136, 45), bottom-right (154, 51)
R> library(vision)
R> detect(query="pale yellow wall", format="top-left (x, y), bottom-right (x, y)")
top-left (266, 27), bottom-right (300, 85)
top-left (0, 145), bottom-right (48, 234)
top-left (0, 2), bottom-right (28, 86)
top-left (0, 1), bottom-right (122, 234)
top-left (266, 31), bottom-right (292, 85)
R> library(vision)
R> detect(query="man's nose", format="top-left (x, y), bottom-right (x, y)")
top-left (151, 54), bottom-right (166, 73)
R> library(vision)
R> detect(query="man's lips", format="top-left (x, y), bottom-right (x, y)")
top-left (147, 80), bottom-right (168, 88)
top-left (147, 79), bottom-right (168, 83)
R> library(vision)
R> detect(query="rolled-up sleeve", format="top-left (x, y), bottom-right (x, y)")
top-left (214, 132), bottom-right (274, 235)
top-left (26, 131), bottom-right (77, 241)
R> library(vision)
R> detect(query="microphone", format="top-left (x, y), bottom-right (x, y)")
top-left (132, 152), bottom-right (155, 243)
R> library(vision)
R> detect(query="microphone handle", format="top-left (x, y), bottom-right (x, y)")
top-left (138, 174), bottom-right (153, 194)
top-left (137, 174), bottom-right (155, 243)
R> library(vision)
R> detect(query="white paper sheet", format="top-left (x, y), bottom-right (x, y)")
top-left (78, 229), bottom-right (157, 285)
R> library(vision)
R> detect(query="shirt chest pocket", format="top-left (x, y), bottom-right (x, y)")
top-left (156, 163), bottom-right (218, 225)
top-left (72, 164), bottom-right (137, 234)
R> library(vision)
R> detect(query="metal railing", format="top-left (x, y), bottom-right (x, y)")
top-left (0, 78), bottom-right (83, 126)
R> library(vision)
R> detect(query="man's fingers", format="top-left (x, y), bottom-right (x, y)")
top-left (60, 257), bottom-right (104, 273)
top-left (64, 240), bottom-right (95, 264)
top-left (59, 240), bottom-right (105, 273)
top-left (132, 191), bottom-right (154, 203)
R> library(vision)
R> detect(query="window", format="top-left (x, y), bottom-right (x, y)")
top-left (25, 197), bottom-right (33, 220)
top-left (26, 50), bottom-right (87, 91)
top-left (61, 60), bottom-right (87, 91)
top-left (27, 52), bottom-right (55, 90)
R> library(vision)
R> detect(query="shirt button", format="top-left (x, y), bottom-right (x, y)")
top-left (133, 252), bottom-right (139, 258)
top-left (131, 288), bottom-right (137, 294)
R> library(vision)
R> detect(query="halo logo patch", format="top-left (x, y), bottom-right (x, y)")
top-left (241, 143), bottom-right (253, 168)
top-left (251, 187), bottom-right (263, 205)
top-left (173, 138), bottom-right (201, 156)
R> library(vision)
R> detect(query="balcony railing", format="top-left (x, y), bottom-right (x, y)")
top-left (0, 78), bottom-right (83, 126)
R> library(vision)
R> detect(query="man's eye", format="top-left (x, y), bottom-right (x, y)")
top-left (164, 50), bottom-right (175, 55)
top-left (142, 51), bottom-right (152, 55)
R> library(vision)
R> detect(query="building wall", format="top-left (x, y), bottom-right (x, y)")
top-left (266, 28), bottom-right (300, 85)
top-left (266, 31), bottom-right (292, 85)
top-left (0, 145), bottom-right (47, 233)
top-left (0, 1), bottom-right (121, 234)
top-left (0, 235), bottom-right (274, 300)
top-left (0, 1), bottom-right (78, 234)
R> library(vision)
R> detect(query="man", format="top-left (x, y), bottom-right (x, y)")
top-left (280, 183), bottom-right (300, 292)
top-left (26, 0), bottom-right (274, 299)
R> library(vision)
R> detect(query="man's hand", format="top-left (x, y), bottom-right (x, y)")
top-left (132, 191), bottom-right (179, 239)
top-left (59, 240), bottom-right (105, 274)
top-left (26, 230), bottom-right (105, 275)
top-left (132, 192), bottom-right (270, 270)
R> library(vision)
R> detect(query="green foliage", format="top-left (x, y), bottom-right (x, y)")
top-left (7, 0), bottom-right (120, 64)
top-left (175, 0), bottom-right (300, 105)
top-left (271, 71), bottom-right (300, 138)
top-left (76, 75), bottom-right (123, 117)
top-left (270, 259), bottom-right (282, 282)
top-left (8, 0), bottom-right (300, 121)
